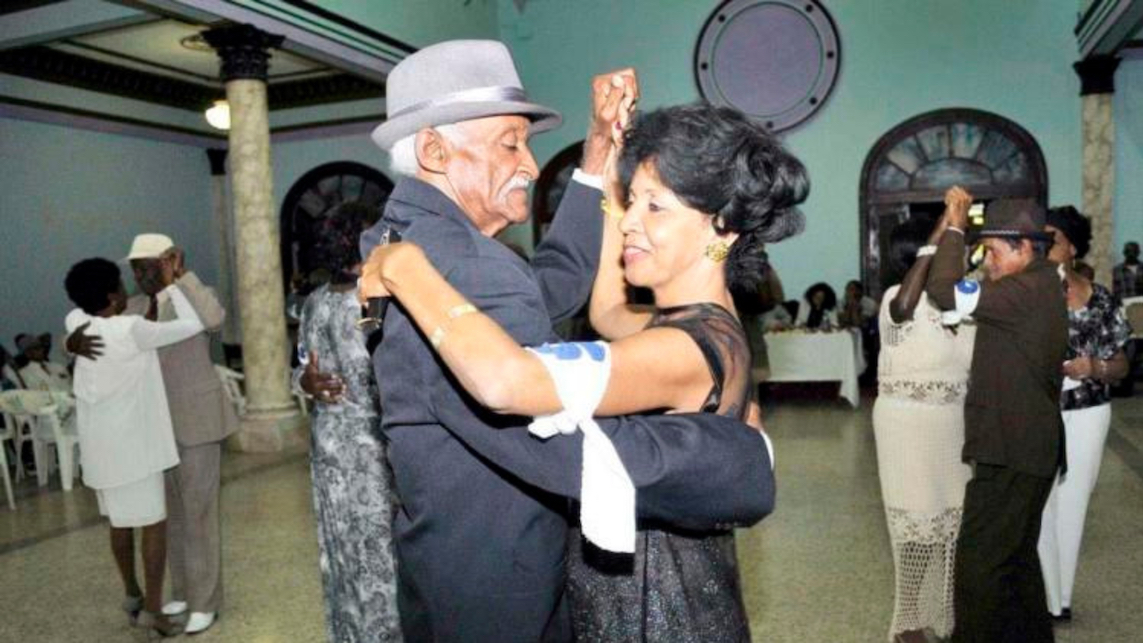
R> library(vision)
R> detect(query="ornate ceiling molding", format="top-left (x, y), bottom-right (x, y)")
top-left (0, 45), bottom-right (219, 110)
top-left (0, 44), bottom-right (382, 111)
top-left (269, 73), bottom-right (382, 109)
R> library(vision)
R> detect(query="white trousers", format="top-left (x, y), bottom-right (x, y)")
top-left (1037, 402), bottom-right (1112, 615)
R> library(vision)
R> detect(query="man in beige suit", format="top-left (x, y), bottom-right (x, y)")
top-left (71, 233), bottom-right (237, 635)
top-left (129, 234), bottom-right (237, 635)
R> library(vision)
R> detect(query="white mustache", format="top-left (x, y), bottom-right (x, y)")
top-left (504, 176), bottom-right (532, 192)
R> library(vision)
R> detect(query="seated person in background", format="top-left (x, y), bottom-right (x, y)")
top-left (839, 279), bottom-right (881, 383)
top-left (1, 344), bottom-right (25, 389)
top-left (1112, 241), bottom-right (1143, 299)
top-left (760, 302), bottom-right (794, 331)
top-left (838, 280), bottom-right (878, 329)
top-left (795, 282), bottom-right (839, 330)
top-left (16, 333), bottom-right (71, 392)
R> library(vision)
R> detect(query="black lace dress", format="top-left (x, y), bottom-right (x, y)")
top-left (567, 303), bottom-right (754, 642)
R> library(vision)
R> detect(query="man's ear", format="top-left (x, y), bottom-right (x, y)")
top-left (415, 129), bottom-right (449, 174)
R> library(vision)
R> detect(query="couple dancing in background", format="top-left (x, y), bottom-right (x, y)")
top-left (300, 39), bottom-right (809, 643)
top-left (875, 186), bottom-right (1130, 643)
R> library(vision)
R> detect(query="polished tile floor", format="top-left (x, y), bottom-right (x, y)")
top-left (2, 395), bottom-right (1141, 642)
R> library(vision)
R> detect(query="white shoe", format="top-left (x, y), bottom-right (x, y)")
top-left (161, 601), bottom-right (187, 616)
top-left (185, 611), bottom-right (216, 635)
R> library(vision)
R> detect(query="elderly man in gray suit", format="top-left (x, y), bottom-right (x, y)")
top-left (71, 234), bottom-right (236, 635)
top-left (351, 40), bottom-right (774, 643)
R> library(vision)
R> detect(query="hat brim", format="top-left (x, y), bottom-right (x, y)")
top-left (371, 101), bottom-right (562, 150)
top-left (976, 229), bottom-right (1054, 243)
top-left (125, 249), bottom-right (167, 261)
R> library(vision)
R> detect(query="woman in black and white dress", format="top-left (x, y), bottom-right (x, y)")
top-left (292, 207), bottom-right (402, 643)
top-left (1038, 206), bottom-right (1131, 622)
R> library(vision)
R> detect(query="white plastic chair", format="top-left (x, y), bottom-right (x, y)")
top-left (215, 365), bottom-right (247, 418)
top-left (1123, 297), bottom-right (1143, 340)
top-left (215, 365), bottom-right (309, 418)
top-left (1, 408), bottom-right (30, 482)
top-left (0, 412), bottom-right (16, 510)
top-left (0, 390), bottom-right (80, 491)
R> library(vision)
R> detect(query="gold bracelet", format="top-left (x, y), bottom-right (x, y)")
top-left (429, 303), bottom-right (478, 349)
top-left (600, 198), bottom-right (622, 222)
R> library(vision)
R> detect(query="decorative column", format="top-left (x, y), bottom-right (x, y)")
top-left (206, 149), bottom-right (242, 354)
top-left (1074, 55), bottom-right (1120, 286)
top-left (203, 24), bottom-right (300, 451)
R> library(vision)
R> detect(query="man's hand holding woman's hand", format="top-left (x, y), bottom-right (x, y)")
top-left (943, 185), bottom-right (973, 231)
top-left (582, 68), bottom-right (639, 176)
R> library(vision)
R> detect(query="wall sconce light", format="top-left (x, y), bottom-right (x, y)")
top-left (205, 100), bottom-right (231, 131)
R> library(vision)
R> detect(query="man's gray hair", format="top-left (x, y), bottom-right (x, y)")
top-left (386, 123), bottom-right (466, 176)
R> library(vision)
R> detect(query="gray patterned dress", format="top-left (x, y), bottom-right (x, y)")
top-left (293, 284), bottom-right (402, 643)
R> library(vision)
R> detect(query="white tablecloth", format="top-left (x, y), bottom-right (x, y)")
top-left (755, 330), bottom-right (865, 408)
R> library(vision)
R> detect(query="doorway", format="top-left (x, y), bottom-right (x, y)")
top-left (859, 108), bottom-right (1047, 298)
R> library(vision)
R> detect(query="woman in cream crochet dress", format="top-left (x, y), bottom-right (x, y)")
top-left (874, 187), bottom-right (976, 643)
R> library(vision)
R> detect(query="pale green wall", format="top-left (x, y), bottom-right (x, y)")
top-left (1115, 55), bottom-right (1143, 254)
top-left (499, 0), bottom-right (1086, 297)
top-left (0, 118), bottom-right (218, 352)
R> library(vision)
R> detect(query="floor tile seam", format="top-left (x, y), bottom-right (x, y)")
top-left (0, 452), bottom-right (309, 557)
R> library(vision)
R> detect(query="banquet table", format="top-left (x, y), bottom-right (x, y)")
top-left (754, 329), bottom-right (865, 407)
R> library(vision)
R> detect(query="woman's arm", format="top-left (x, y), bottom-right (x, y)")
top-left (793, 300), bottom-right (809, 327)
top-left (129, 285), bottom-right (204, 351)
top-left (1097, 351), bottom-right (1130, 382)
top-left (888, 207), bottom-right (955, 323)
top-left (586, 201), bottom-right (654, 339)
top-left (364, 243), bottom-right (711, 417)
top-left (587, 152), bottom-right (653, 339)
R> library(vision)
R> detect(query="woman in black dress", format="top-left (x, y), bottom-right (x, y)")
top-left (359, 103), bottom-right (808, 641)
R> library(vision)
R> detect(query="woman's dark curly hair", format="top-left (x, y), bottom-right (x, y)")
top-left (617, 103), bottom-right (809, 294)
top-left (65, 258), bottom-right (121, 314)
top-left (1046, 205), bottom-right (1091, 260)
top-left (888, 216), bottom-right (933, 278)
top-left (315, 201), bottom-right (379, 284)
top-left (803, 282), bottom-right (837, 311)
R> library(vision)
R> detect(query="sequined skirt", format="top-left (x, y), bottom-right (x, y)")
top-left (566, 526), bottom-right (750, 643)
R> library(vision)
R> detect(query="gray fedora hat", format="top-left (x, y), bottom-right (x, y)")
top-left (371, 40), bottom-right (562, 150)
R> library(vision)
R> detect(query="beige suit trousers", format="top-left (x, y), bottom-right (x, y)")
top-left (165, 441), bottom-right (223, 613)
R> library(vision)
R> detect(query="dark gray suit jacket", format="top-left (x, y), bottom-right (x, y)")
top-left (365, 176), bottom-right (775, 643)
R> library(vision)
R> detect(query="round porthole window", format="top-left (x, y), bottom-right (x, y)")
top-left (695, 0), bottom-right (841, 133)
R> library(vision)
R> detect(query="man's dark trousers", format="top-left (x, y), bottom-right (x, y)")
top-left (952, 463), bottom-right (1055, 643)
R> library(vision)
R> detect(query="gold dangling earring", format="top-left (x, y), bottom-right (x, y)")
top-left (704, 240), bottom-right (730, 263)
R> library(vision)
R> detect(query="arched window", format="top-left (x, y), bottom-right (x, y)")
top-left (279, 161), bottom-right (393, 291)
top-left (860, 108), bottom-right (1047, 297)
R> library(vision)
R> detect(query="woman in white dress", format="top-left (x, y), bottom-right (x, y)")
top-left (64, 257), bottom-right (204, 637)
top-left (874, 188), bottom-right (976, 643)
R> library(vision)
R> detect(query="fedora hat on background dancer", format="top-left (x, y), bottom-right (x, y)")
top-left (978, 199), bottom-right (1054, 242)
top-left (370, 39), bottom-right (562, 149)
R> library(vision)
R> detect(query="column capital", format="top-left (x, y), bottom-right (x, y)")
top-left (206, 148), bottom-right (227, 176)
top-left (1073, 55), bottom-right (1121, 96)
top-left (202, 24), bottom-right (284, 82)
